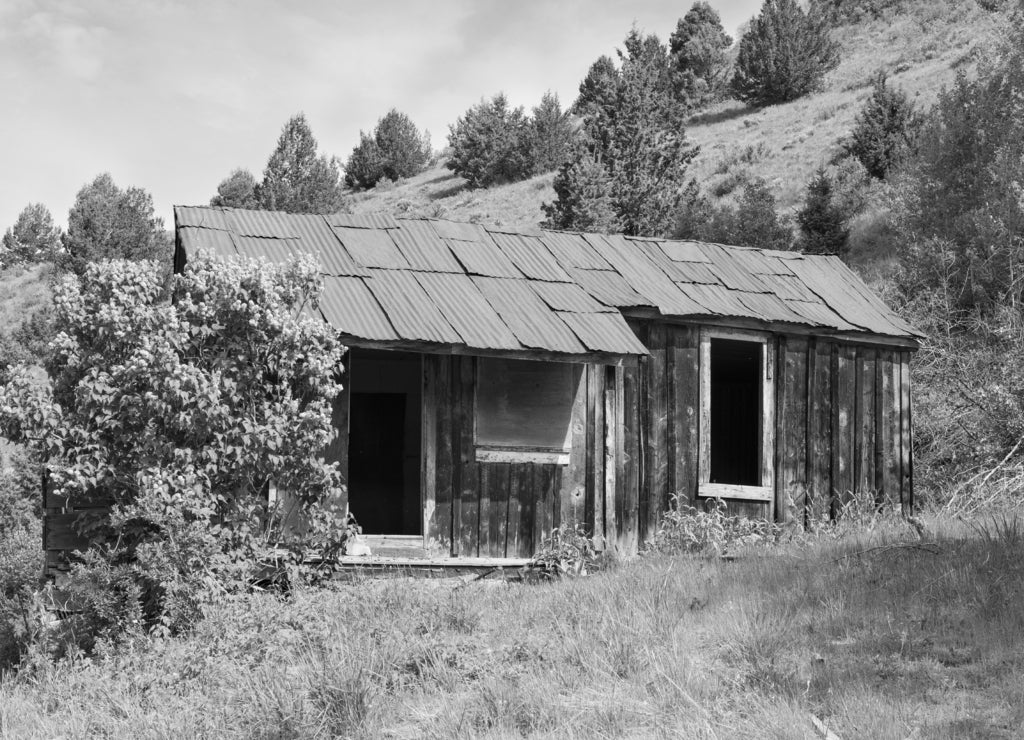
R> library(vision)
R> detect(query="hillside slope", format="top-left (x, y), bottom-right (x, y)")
top-left (346, 0), bottom-right (1009, 233)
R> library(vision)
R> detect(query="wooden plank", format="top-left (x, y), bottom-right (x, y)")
top-left (890, 352), bottom-right (903, 509)
top-left (560, 366), bottom-right (588, 530)
top-left (900, 352), bottom-right (913, 513)
top-left (455, 356), bottom-right (479, 557)
top-left (586, 365), bottom-right (604, 549)
top-left (774, 338), bottom-right (787, 522)
top-left (422, 355), bottom-right (438, 544)
top-left (762, 334), bottom-right (776, 520)
top-left (832, 344), bottom-right (856, 515)
top-left (620, 362), bottom-right (641, 555)
top-left (533, 464), bottom-right (558, 545)
top-left (670, 326), bottom-right (700, 507)
top-left (605, 366), bottom-right (621, 549)
top-left (325, 376), bottom-right (350, 517)
top-left (699, 331), bottom-right (712, 489)
top-left (645, 322), bottom-right (670, 543)
top-left (435, 355), bottom-right (455, 554)
top-left (875, 350), bottom-right (887, 502)
top-left (44, 512), bottom-right (94, 551)
top-left (698, 482), bottom-right (773, 501)
top-left (782, 338), bottom-right (809, 525)
top-left (809, 340), bottom-right (833, 522)
top-left (479, 462), bottom-right (509, 557)
top-left (858, 348), bottom-right (877, 499)
top-left (474, 449), bottom-right (569, 465)
top-left (507, 462), bottom-right (532, 557)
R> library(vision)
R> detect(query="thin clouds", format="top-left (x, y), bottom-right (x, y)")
top-left (0, 0), bottom-right (760, 231)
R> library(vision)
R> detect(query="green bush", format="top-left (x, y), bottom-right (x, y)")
top-left (346, 110), bottom-right (431, 190)
top-left (0, 253), bottom-right (353, 650)
top-left (732, 0), bottom-right (840, 107)
top-left (676, 178), bottom-right (794, 250)
top-left (530, 524), bottom-right (600, 578)
top-left (446, 94), bottom-right (533, 188)
top-left (646, 496), bottom-right (779, 556)
top-left (843, 73), bottom-right (922, 180)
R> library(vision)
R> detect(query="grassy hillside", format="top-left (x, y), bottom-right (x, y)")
top-left (2, 511), bottom-right (1021, 738)
top-left (347, 0), bottom-right (1009, 236)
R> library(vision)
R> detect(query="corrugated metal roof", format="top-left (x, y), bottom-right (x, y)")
top-left (473, 277), bottom-right (586, 353)
top-left (489, 232), bottom-right (571, 282)
top-left (388, 220), bottom-right (462, 272)
top-left (331, 226), bottom-right (409, 270)
top-left (363, 269), bottom-right (462, 344)
top-left (558, 312), bottom-right (650, 355)
top-left (444, 237), bottom-right (522, 278)
top-left (415, 272), bottom-right (521, 350)
top-left (539, 232), bottom-right (612, 270)
top-left (173, 207), bottom-right (921, 349)
top-left (318, 276), bottom-right (398, 341)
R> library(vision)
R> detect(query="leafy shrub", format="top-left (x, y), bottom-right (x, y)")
top-left (843, 73), bottom-right (922, 180)
top-left (732, 0), bottom-right (840, 107)
top-left (646, 496), bottom-right (780, 556)
top-left (676, 178), bottom-right (794, 250)
top-left (0, 254), bottom-right (353, 650)
top-left (210, 169), bottom-right (258, 209)
top-left (530, 524), bottom-right (600, 578)
top-left (0, 522), bottom-right (42, 669)
top-left (446, 94), bottom-right (533, 188)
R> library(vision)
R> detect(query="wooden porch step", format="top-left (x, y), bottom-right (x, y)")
top-left (358, 534), bottom-right (429, 558)
top-left (335, 555), bottom-right (532, 579)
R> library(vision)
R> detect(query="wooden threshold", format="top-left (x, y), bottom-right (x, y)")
top-left (335, 555), bottom-right (532, 579)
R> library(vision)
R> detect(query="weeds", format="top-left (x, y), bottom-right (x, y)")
top-left (646, 495), bottom-right (780, 556)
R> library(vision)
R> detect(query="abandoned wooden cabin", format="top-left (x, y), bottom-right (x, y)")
top-left (43, 206), bottom-right (923, 568)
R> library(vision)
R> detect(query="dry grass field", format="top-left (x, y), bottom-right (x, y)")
top-left (2, 509), bottom-right (1021, 739)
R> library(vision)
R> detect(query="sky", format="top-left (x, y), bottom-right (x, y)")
top-left (0, 0), bottom-right (761, 233)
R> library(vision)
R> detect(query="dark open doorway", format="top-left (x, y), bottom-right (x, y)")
top-left (709, 338), bottom-right (762, 486)
top-left (347, 349), bottom-right (422, 535)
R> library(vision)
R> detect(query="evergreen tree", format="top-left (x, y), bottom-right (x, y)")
top-left (732, 0), bottom-right (840, 106)
top-left (542, 144), bottom-right (620, 233)
top-left (446, 94), bottom-right (533, 188)
top-left (257, 113), bottom-right (345, 214)
top-left (669, 2), bottom-right (734, 106)
top-left (844, 72), bottom-right (922, 179)
top-left (344, 132), bottom-right (386, 190)
top-left (1, 203), bottom-right (62, 266)
top-left (573, 55), bottom-right (620, 153)
top-left (797, 169), bottom-right (849, 256)
top-left (62, 173), bottom-right (169, 275)
top-left (374, 109), bottom-right (431, 181)
top-left (677, 178), bottom-right (793, 250)
top-left (529, 91), bottom-right (575, 174)
top-left (210, 168), bottom-right (258, 208)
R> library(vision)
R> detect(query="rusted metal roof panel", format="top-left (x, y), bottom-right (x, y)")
top-left (787, 257), bottom-right (920, 337)
top-left (473, 277), bottom-right (586, 354)
top-left (489, 232), bottom-right (572, 282)
top-left (822, 256), bottom-right (923, 337)
top-left (389, 221), bottom-right (462, 272)
top-left (677, 283), bottom-right (760, 318)
top-left (698, 244), bottom-right (771, 293)
top-left (743, 250), bottom-right (797, 275)
top-left (233, 236), bottom-right (310, 261)
top-left (175, 206), bottom-right (232, 230)
top-left (558, 312), bottom-right (649, 355)
top-left (660, 239), bottom-right (711, 262)
top-left (567, 268), bottom-right (654, 309)
top-left (736, 291), bottom-right (814, 325)
top-left (179, 227), bottom-right (237, 259)
top-left (444, 237), bottom-right (522, 278)
top-left (784, 299), bottom-right (860, 332)
top-left (629, 239), bottom-right (694, 283)
top-left (414, 272), bottom-right (521, 349)
top-left (363, 269), bottom-right (462, 344)
top-left (671, 260), bottom-right (722, 285)
top-left (587, 234), bottom-right (706, 315)
top-left (539, 232), bottom-right (612, 270)
top-left (530, 281), bottom-right (612, 313)
top-left (228, 209), bottom-right (298, 238)
top-left (331, 226), bottom-right (409, 270)
top-left (756, 273), bottom-right (820, 303)
top-left (430, 219), bottom-right (488, 241)
top-left (325, 213), bottom-right (400, 229)
top-left (283, 216), bottom-right (367, 277)
top-left (318, 276), bottom-right (398, 341)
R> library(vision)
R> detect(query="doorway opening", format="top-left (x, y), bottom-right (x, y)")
top-left (347, 348), bottom-right (422, 535)
top-left (709, 338), bottom-right (762, 486)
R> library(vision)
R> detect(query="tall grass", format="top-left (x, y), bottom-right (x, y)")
top-left (2, 509), bottom-right (1022, 738)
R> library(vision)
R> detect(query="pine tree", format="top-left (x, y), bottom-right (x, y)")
top-left (344, 132), bottom-right (386, 190)
top-left (374, 109), bottom-right (431, 181)
top-left (542, 144), bottom-right (620, 233)
top-left (797, 169), bottom-right (849, 256)
top-left (257, 113), bottom-right (345, 214)
top-left (210, 169), bottom-right (258, 208)
top-left (1, 203), bottom-right (62, 266)
top-left (529, 91), bottom-right (574, 174)
top-left (844, 72), bottom-right (922, 179)
top-left (669, 2), bottom-right (734, 106)
top-left (62, 173), bottom-right (169, 275)
top-left (446, 94), bottom-right (533, 188)
top-left (732, 0), bottom-right (840, 106)
top-left (677, 178), bottom-right (793, 250)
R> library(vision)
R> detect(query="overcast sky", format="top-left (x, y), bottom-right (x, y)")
top-left (0, 0), bottom-right (761, 232)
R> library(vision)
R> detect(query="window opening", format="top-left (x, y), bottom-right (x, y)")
top-left (709, 338), bottom-right (762, 486)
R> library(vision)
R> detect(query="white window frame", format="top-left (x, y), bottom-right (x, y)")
top-left (699, 328), bottom-right (775, 501)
